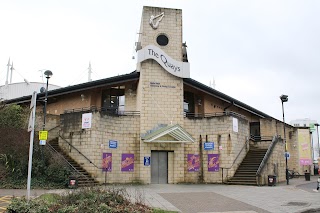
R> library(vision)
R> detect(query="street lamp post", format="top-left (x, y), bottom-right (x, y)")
top-left (280, 94), bottom-right (289, 185)
top-left (43, 70), bottom-right (53, 130)
top-left (315, 123), bottom-right (320, 159)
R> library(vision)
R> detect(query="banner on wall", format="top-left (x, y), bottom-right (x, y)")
top-left (233, 117), bottom-right (238, 133)
top-left (187, 154), bottom-right (200, 172)
top-left (82, 113), bottom-right (92, 129)
top-left (121, 153), bottom-right (134, 172)
top-left (208, 154), bottom-right (219, 172)
top-left (298, 130), bottom-right (312, 165)
top-left (102, 153), bottom-right (112, 172)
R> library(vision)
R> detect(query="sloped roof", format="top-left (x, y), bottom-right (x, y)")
top-left (4, 70), bottom-right (270, 119)
top-left (141, 124), bottom-right (195, 143)
top-left (184, 78), bottom-right (271, 118)
top-left (4, 71), bottom-right (140, 104)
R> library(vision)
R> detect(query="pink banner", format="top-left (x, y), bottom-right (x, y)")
top-left (300, 158), bottom-right (312, 165)
top-left (187, 154), bottom-right (200, 172)
top-left (208, 154), bottom-right (219, 172)
top-left (121, 153), bottom-right (134, 172)
top-left (102, 153), bottom-right (112, 172)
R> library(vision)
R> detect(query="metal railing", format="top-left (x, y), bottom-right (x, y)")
top-left (250, 135), bottom-right (274, 142)
top-left (221, 137), bottom-right (250, 183)
top-left (63, 105), bottom-right (140, 116)
top-left (256, 135), bottom-right (279, 185)
top-left (45, 141), bottom-right (93, 182)
top-left (184, 111), bottom-right (247, 120)
top-left (58, 133), bottom-right (101, 169)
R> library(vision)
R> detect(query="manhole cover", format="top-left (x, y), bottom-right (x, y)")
top-left (285, 202), bottom-right (310, 206)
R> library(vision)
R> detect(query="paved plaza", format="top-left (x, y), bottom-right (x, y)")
top-left (1, 176), bottom-right (319, 213)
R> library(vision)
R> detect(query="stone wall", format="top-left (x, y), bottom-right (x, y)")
top-left (35, 113), bottom-right (60, 141)
top-left (252, 137), bottom-right (286, 185)
top-left (184, 115), bottom-right (249, 183)
top-left (59, 111), bottom-right (140, 184)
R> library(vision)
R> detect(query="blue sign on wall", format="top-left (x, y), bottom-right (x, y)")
top-left (204, 142), bottom-right (214, 150)
top-left (109, 140), bottom-right (118, 149)
top-left (144, 157), bottom-right (150, 166)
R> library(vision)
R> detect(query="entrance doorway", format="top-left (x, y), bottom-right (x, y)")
top-left (151, 151), bottom-right (168, 184)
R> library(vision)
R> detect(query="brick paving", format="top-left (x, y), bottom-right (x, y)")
top-left (0, 176), bottom-right (320, 213)
top-left (159, 192), bottom-right (270, 213)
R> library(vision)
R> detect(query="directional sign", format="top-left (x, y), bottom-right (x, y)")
top-left (39, 140), bottom-right (46, 145)
top-left (109, 140), bottom-right (118, 149)
top-left (144, 157), bottom-right (150, 166)
top-left (284, 152), bottom-right (290, 159)
top-left (39, 131), bottom-right (48, 140)
top-left (204, 142), bottom-right (214, 150)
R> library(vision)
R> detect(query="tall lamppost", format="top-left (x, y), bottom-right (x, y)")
top-left (315, 123), bottom-right (320, 159)
top-left (315, 123), bottom-right (320, 175)
top-left (280, 94), bottom-right (289, 185)
top-left (43, 70), bottom-right (53, 130)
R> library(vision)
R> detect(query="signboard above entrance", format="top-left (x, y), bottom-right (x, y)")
top-left (137, 45), bottom-right (190, 78)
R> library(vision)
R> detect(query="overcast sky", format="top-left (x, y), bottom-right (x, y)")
top-left (0, 0), bottom-right (319, 124)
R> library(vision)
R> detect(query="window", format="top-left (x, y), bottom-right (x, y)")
top-left (101, 87), bottom-right (125, 113)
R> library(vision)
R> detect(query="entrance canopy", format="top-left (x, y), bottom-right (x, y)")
top-left (142, 124), bottom-right (195, 143)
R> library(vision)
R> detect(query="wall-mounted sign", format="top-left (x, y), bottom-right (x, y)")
top-left (204, 142), bottom-right (214, 150)
top-left (187, 154), bottom-right (200, 172)
top-left (284, 152), bottom-right (290, 159)
top-left (109, 140), bottom-right (118, 149)
top-left (150, 82), bottom-right (175, 88)
top-left (144, 157), bottom-right (150, 166)
top-left (39, 131), bottom-right (48, 140)
top-left (39, 140), bottom-right (46, 145)
top-left (121, 153), bottom-right (134, 172)
top-left (208, 154), bottom-right (219, 172)
top-left (102, 153), bottom-right (112, 172)
top-left (233, 117), bottom-right (238, 133)
top-left (82, 113), bottom-right (92, 129)
top-left (310, 123), bottom-right (315, 132)
top-left (137, 45), bottom-right (190, 78)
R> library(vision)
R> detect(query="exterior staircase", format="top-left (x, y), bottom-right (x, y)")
top-left (48, 138), bottom-right (98, 187)
top-left (226, 148), bottom-right (267, 185)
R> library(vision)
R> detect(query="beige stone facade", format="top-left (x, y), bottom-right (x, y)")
top-left (11, 6), bottom-right (312, 185)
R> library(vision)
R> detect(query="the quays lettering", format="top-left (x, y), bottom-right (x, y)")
top-left (148, 49), bottom-right (181, 72)
top-left (137, 44), bottom-right (190, 78)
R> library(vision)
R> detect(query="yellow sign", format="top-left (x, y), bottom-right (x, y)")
top-left (39, 131), bottom-right (48, 140)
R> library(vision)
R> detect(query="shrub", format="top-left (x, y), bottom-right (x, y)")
top-left (6, 188), bottom-right (156, 213)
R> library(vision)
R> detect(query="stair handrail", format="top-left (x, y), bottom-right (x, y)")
top-left (221, 136), bottom-right (249, 182)
top-left (256, 135), bottom-right (279, 177)
top-left (250, 134), bottom-right (273, 142)
top-left (46, 141), bottom-right (93, 181)
top-left (47, 125), bottom-right (60, 132)
top-left (58, 133), bottom-right (101, 169)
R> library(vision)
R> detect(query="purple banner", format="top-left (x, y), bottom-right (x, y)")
top-left (121, 153), bottom-right (134, 172)
top-left (208, 154), bottom-right (219, 172)
top-left (187, 154), bottom-right (200, 172)
top-left (102, 153), bottom-right (112, 172)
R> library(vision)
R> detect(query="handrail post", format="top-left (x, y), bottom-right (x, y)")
top-left (222, 168), bottom-right (224, 183)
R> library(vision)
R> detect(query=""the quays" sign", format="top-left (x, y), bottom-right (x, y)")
top-left (137, 45), bottom-right (190, 78)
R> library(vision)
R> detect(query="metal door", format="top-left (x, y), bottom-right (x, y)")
top-left (151, 151), bottom-right (168, 184)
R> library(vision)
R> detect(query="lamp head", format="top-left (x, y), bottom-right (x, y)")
top-left (44, 70), bottom-right (53, 79)
top-left (280, 94), bottom-right (288, 102)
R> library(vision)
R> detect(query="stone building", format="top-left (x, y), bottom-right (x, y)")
top-left (6, 6), bottom-right (313, 185)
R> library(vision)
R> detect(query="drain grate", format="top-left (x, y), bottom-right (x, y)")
top-left (285, 201), bottom-right (310, 206)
